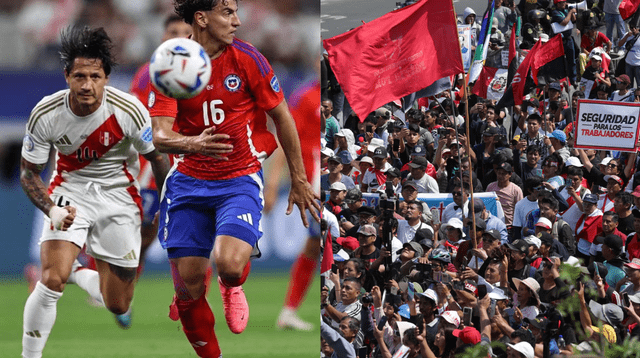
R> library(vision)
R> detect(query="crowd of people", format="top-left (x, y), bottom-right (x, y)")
top-left (320, 0), bottom-right (640, 357)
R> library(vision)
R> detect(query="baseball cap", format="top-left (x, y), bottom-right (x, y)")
top-left (442, 218), bottom-right (466, 237)
top-left (537, 232), bottom-right (554, 246)
top-left (535, 217), bottom-right (552, 230)
top-left (565, 156), bottom-right (583, 167)
top-left (335, 129), bottom-right (347, 137)
top-left (440, 311), bottom-right (460, 327)
top-left (414, 228), bottom-right (434, 242)
top-left (466, 198), bottom-right (485, 217)
top-left (524, 235), bottom-right (542, 249)
top-left (321, 147), bottom-right (334, 157)
top-left (359, 156), bottom-right (373, 165)
top-left (549, 82), bottom-right (562, 92)
top-left (411, 146), bottom-right (427, 157)
top-left (506, 239), bottom-right (529, 253)
top-left (375, 107), bottom-right (391, 119)
top-left (408, 156), bottom-right (429, 169)
top-left (483, 126), bottom-right (500, 136)
top-left (372, 146), bottom-right (388, 159)
top-left (452, 326), bottom-right (481, 344)
top-left (417, 288), bottom-right (439, 303)
top-left (399, 242), bottom-right (424, 258)
top-left (337, 150), bottom-right (353, 165)
top-left (507, 342), bottom-right (534, 358)
top-left (587, 261), bottom-right (609, 278)
top-left (591, 54), bottom-right (602, 61)
top-left (483, 229), bottom-right (501, 242)
top-left (633, 186), bottom-right (640, 198)
top-left (386, 167), bottom-right (401, 178)
top-left (469, 214), bottom-right (487, 230)
top-left (336, 236), bottom-right (359, 251)
top-left (630, 292), bottom-right (640, 304)
top-left (625, 258), bottom-right (640, 270)
top-left (402, 180), bottom-right (418, 191)
top-left (330, 182), bottom-right (347, 191)
top-left (583, 193), bottom-right (599, 204)
top-left (598, 234), bottom-right (623, 252)
top-left (357, 206), bottom-right (377, 217)
top-left (328, 155), bottom-right (341, 164)
top-left (344, 188), bottom-right (362, 204)
top-left (604, 175), bottom-right (624, 186)
top-left (525, 316), bottom-right (548, 330)
top-left (617, 74), bottom-right (631, 84)
top-left (550, 129), bottom-right (566, 143)
top-left (600, 157), bottom-right (613, 166)
top-left (589, 301), bottom-right (624, 326)
top-left (357, 224), bottom-right (377, 237)
top-left (333, 249), bottom-right (350, 262)
top-left (449, 140), bottom-right (460, 147)
top-left (497, 162), bottom-right (513, 173)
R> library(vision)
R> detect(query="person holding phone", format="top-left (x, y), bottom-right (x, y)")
top-left (538, 257), bottom-right (569, 304)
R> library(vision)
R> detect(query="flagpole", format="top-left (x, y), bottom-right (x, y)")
top-left (450, 0), bottom-right (478, 252)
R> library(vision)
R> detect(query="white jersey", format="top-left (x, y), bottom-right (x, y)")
top-left (21, 87), bottom-right (155, 193)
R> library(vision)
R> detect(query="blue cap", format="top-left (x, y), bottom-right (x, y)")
top-left (411, 146), bottom-right (427, 157)
top-left (550, 130), bottom-right (566, 143)
top-left (337, 150), bottom-right (353, 165)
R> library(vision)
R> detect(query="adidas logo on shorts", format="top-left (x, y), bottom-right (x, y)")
top-left (123, 250), bottom-right (137, 260)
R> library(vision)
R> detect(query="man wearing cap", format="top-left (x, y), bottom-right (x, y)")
top-left (400, 145), bottom-right (437, 179)
top-left (406, 156), bottom-right (439, 194)
top-left (487, 162), bottom-right (523, 226)
top-left (506, 240), bottom-right (536, 283)
top-left (339, 188), bottom-right (363, 234)
top-left (507, 341), bottom-right (535, 358)
top-left (415, 289), bottom-right (440, 345)
top-left (546, 129), bottom-right (570, 162)
top-left (575, 193), bottom-right (604, 261)
top-left (539, 232), bottom-right (570, 261)
top-left (377, 167), bottom-right (402, 196)
top-left (400, 180), bottom-right (433, 224)
top-left (353, 224), bottom-right (380, 265)
top-left (598, 175), bottom-right (624, 213)
top-left (611, 74), bottom-right (634, 102)
top-left (560, 166), bottom-right (591, 230)
top-left (465, 198), bottom-right (508, 243)
top-left (344, 205), bottom-right (378, 239)
top-left (373, 107), bottom-right (391, 147)
top-left (590, 211), bottom-right (626, 263)
top-left (361, 146), bottom-right (392, 193)
top-left (620, 258), bottom-right (640, 295)
top-left (321, 152), bottom-right (356, 192)
top-left (600, 234), bottom-right (628, 287)
top-left (326, 182), bottom-right (348, 216)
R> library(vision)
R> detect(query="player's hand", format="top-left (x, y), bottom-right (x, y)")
top-left (286, 180), bottom-right (321, 227)
top-left (49, 205), bottom-right (76, 231)
top-left (194, 126), bottom-right (233, 160)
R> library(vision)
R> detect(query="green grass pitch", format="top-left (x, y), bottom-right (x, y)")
top-left (0, 272), bottom-right (319, 357)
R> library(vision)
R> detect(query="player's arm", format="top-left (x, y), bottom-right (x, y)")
top-left (268, 101), bottom-right (321, 226)
top-left (151, 115), bottom-right (233, 160)
top-left (20, 158), bottom-right (75, 230)
top-left (142, 149), bottom-right (171, 193)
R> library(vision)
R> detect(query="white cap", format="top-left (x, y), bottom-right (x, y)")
top-left (601, 157), bottom-right (613, 166)
top-left (368, 138), bottom-right (384, 152)
top-left (565, 156), bottom-right (583, 167)
top-left (524, 235), bottom-right (542, 249)
top-left (360, 156), bottom-right (373, 165)
top-left (321, 147), bottom-right (334, 157)
top-left (591, 54), bottom-right (602, 61)
top-left (330, 182), bottom-right (347, 191)
top-left (440, 311), bottom-right (460, 327)
top-left (507, 342), bottom-right (535, 358)
top-left (535, 217), bottom-right (552, 230)
top-left (417, 288), bottom-right (439, 303)
top-left (442, 218), bottom-right (466, 237)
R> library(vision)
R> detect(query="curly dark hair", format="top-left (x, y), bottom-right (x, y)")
top-left (174, 0), bottom-right (234, 25)
top-left (59, 26), bottom-right (115, 76)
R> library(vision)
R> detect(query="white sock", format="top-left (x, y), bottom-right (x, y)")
top-left (22, 281), bottom-right (63, 358)
top-left (73, 268), bottom-right (104, 307)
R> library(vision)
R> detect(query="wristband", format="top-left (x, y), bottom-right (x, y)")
top-left (49, 206), bottom-right (69, 231)
top-left (446, 294), bottom-right (453, 300)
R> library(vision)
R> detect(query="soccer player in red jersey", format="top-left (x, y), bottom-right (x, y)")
top-left (149, 1), bottom-right (320, 356)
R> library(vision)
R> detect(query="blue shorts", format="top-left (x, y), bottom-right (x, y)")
top-left (158, 170), bottom-right (264, 259)
top-left (140, 189), bottom-right (159, 226)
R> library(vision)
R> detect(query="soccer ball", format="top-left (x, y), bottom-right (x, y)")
top-left (149, 38), bottom-right (212, 99)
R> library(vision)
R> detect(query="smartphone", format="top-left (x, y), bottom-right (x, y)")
top-left (442, 273), bottom-right (452, 284)
top-left (393, 139), bottom-right (400, 152)
top-left (461, 257), bottom-right (469, 272)
top-left (366, 124), bottom-right (373, 133)
top-left (478, 285), bottom-right (487, 299)
top-left (594, 263), bottom-right (600, 277)
top-left (565, 178), bottom-right (573, 189)
top-left (331, 264), bottom-right (338, 274)
top-left (431, 208), bottom-right (440, 226)
top-left (489, 299), bottom-right (496, 318)
top-left (452, 280), bottom-right (465, 291)
top-left (463, 307), bottom-right (473, 326)
top-left (407, 282), bottom-right (415, 301)
top-left (623, 292), bottom-right (631, 307)
top-left (377, 316), bottom-right (388, 330)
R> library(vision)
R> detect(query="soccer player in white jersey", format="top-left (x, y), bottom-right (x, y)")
top-left (20, 26), bottom-right (170, 358)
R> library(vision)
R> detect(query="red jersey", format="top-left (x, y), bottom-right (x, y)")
top-left (289, 80), bottom-right (321, 192)
top-left (149, 38), bottom-right (284, 180)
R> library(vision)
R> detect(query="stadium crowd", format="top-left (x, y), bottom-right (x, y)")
top-left (320, 0), bottom-right (640, 357)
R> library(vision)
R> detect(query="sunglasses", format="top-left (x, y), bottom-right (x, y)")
top-left (452, 191), bottom-right (462, 196)
top-left (533, 186), bottom-right (543, 191)
top-left (607, 163), bottom-right (618, 168)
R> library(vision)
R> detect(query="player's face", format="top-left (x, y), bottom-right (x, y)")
top-left (163, 20), bottom-right (193, 42)
top-left (204, 0), bottom-right (241, 46)
top-left (65, 57), bottom-right (108, 116)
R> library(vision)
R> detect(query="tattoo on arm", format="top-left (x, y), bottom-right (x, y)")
top-left (20, 158), bottom-right (55, 215)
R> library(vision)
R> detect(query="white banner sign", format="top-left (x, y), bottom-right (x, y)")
top-left (458, 25), bottom-right (472, 71)
top-left (574, 100), bottom-right (640, 151)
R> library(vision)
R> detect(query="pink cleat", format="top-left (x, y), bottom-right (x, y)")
top-left (218, 277), bottom-right (248, 334)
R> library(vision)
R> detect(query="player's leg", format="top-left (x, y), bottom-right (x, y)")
top-left (22, 240), bottom-right (80, 358)
top-left (277, 233), bottom-right (320, 331)
top-left (93, 259), bottom-right (136, 314)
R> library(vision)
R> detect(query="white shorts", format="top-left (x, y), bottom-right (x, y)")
top-left (41, 183), bottom-right (142, 268)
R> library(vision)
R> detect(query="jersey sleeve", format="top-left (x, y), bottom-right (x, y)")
top-left (148, 89), bottom-right (178, 118)
top-left (127, 99), bottom-right (156, 155)
top-left (241, 47), bottom-right (285, 112)
top-left (21, 107), bottom-right (53, 165)
top-left (130, 63), bottom-right (150, 104)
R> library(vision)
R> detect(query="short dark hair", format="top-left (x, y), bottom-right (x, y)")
top-left (453, 182), bottom-right (470, 192)
top-left (572, 90), bottom-right (585, 99)
top-left (406, 108), bottom-right (424, 120)
top-left (60, 26), bottom-right (115, 76)
top-left (616, 191), bottom-right (634, 208)
top-left (174, 0), bottom-right (233, 25)
top-left (340, 316), bottom-right (360, 333)
top-left (405, 200), bottom-right (424, 212)
top-left (485, 103), bottom-right (496, 112)
top-left (164, 13), bottom-right (185, 29)
top-left (343, 276), bottom-right (362, 289)
top-left (603, 210), bottom-right (619, 222)
top-left (527, 115), bottom-right (541, 124)
top-left (526, 145), bottom-right (541, 155)
top-left (524, 176), bottom-right (543, 195)
top-left (538, 195), bottom-right (559, 211)
top-left (566, 166), bottom-right (583, 178)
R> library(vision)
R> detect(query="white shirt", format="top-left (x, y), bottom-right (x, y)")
top-left (322, 207), bottom-right (340, 239)
top-left (22, 87), bottom-right (155, 191)
top-left (512, 197), bottom-right (538, 228)
top-left (559, 186), bottom-right (591, 229)
top-left (397, 220), bottom-right (433, 244)
top-left (441, 199), bottom-right (469, 224)
top-left (362, 162), bottom-right (393, 192)
top-left (407, 172), bottom-right (439, 193)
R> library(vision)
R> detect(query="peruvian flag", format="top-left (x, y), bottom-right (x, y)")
top-left (575, 209), bottom-right (603, 244)
top-left (472, 67), bottom-right (508, 100)
top-left (323, 0), bottom-right (463, 120)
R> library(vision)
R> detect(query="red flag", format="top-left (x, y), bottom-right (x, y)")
top-left (511, 40), bottom-right (541, 105)
top-left (508, 23), bottom-right (517, 65)
top-left (323, 0), bottom-right (463, 120)
top-left (320, 233), bottom-right (333, 273)
top-left (620, 0), bottom-right (640, 20)
top-left (531, 34), bottom-right (565, 86)
top-left (472, 67), bottom-right (508, 100)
